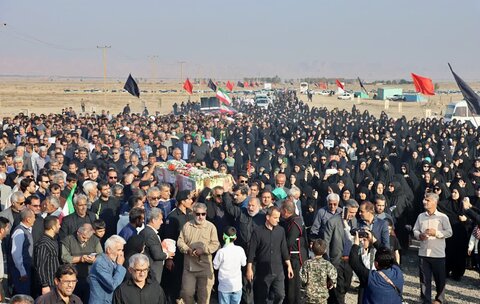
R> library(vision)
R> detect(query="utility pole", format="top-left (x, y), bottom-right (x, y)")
top-left (178, 61), bottom-right (186, 83)
top-left (97, 45), bottom-right (111, 103)
top-left (148, 55), bottom-right (159, 83)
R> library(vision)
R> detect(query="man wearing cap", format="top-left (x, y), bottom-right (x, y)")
top-left (177, 202), bottom-right (220, 304)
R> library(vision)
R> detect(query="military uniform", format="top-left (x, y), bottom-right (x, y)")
top-left (300, 256), bottom-right (337, 304)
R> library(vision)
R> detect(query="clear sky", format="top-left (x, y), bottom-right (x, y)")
top-left (1, 0), bottom-right (479, 81)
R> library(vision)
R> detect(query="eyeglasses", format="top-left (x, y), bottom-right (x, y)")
top-left (60, 279), bottom-right (78, 285)
top-left (108, 176), bottom-right (118, 179)
top-left (195, 212), bottom-right (206, 217)
top-left (133, 268), bottom-right (149, 273)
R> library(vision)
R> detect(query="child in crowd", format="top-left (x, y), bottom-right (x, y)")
top-left (93, 219), bottom-right (106, 248)
top-left (213, 226), bottom-right (246, 304)
top-left (300, 239), bottom-right (337, 304)
top-left (386, 218), bottom-right (401, 264)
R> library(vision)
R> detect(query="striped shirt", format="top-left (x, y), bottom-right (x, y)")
top-left (34, 234), bottom-right (60, 288)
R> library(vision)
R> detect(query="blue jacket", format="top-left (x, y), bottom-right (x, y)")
top-left (88, 253), bottom-right (126, 304)
top-left (349, 244), bottom-right (404, 304)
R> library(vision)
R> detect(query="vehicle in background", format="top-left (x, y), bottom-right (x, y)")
top-left (300, 82), bottom-right (309, 94)
top-left (337, 92), bottom-right (354, 100)
top-left (314, 90), bottom-right (331, 96)
top-left (255, 94), bottom-right (273, 108)
top-left (389, 94), bottom-right (406, 101)
top-left (444, 100), bottom-right (479, 127)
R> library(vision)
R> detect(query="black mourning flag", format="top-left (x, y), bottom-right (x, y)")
top-left (358, 77), bottom-right (368, 94)
top-left (124, 74), bottom-right (140, 98)
top-left (449, 63), bottom-right (480, 115)
top-left (208, 79), bottom-right (217, 92)
top-left (237, 81), bottom-right (244, 88)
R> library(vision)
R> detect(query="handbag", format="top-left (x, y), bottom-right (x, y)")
top-left (378, 271), bottom-right (407, 304)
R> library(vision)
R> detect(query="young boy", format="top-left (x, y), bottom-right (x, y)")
top-left (93, 219), bottom-right (106, 248)
top-left (213, 226), bottom-right (246, 304)
top-left (300, 239), bottom-right (337, 304)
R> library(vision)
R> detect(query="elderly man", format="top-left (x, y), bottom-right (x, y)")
top-left (113, 253), bottom-right (167, 304)
top-left (139, 207), bottom-right (174, 284)
top-left (89, 235), bottom-right (127, 304)
top-left (0, 191), bottom-right (25, 230)
top-left (310, 193), bottom-right (343, 240)
top-left (0, 172), bottom-right (12, 211)
top-left (144, 186), bottom-right (162, 222)
top-left (35, 264), bottom-right (82, 304)
top-left (61, 223), bottom-right (103, 303)
top-left (59, 194), bottom-right (97, 240)
top-left (10, 208), bottom-right (36, 295)
top-left (177, 203), bottom-right (220, 304)
top-left (413, 193), bottom-right (452, 304)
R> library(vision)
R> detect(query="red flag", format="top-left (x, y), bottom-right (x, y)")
top-left (411, 73), bottom-right (435, 95)
top-left (336, 79), bottom-right (344, 90)
top-left (244, 81), bottom-right (249, 88)
top-left (183, 78), bottom-right (193, 94)
top-left (226, 81), bottom-right (234, 91)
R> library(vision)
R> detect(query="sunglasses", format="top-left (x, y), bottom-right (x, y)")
top-left (239, 180), bottom-right (248, 184)
top-left (195, 212), bottom-right (206, 217)
top-left (108, 176), bottom-right (118, 179)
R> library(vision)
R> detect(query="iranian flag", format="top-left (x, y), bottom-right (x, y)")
top-left (216, 88), bottom-right (232, 105)
top-left (62, 184), bottom-right (77, 216)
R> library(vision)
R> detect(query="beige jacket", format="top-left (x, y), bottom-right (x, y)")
top-left (177, 220), bottom-right (220, 274)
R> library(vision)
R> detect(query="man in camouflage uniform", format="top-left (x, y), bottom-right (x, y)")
top-left (300, 239), bottom-right (337, 304)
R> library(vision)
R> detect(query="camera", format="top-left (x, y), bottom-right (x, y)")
top-left (350, 228), bottom-right (369, 238)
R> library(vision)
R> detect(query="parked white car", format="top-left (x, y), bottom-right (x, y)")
top-left (337, 93), bottom-right (353, 100)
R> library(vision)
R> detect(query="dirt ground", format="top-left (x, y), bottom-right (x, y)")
top-left (0, 79), bottom-right (468, 120)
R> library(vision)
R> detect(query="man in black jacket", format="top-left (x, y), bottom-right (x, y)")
top-left (113, 253), bottom-right (166, 304)
top-left (59, 194), bottom-right (97, 241)
top-left (139, 207), bottom-right (174, 284)
top-left (281, 199), bottom-right (308, 304)
top-left (223, 193), bottom-right (265, 304)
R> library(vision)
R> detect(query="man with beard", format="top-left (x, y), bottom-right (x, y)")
top-left (280, 199), bottom-right (308, 304)
top-left (246, 206), bottom-right (293, 304)
top-left (177, 203), bottom-right (219, 304)
top-left (223, 194), bottom-right (265, 304)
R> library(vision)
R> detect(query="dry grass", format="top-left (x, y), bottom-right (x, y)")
top-left (0, 79), bottom-right (469, 120)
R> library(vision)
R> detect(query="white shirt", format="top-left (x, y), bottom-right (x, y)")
top-left (213, 243), bottom-right (246, 292)
top-left (413, 209), bottom-right (452, 258)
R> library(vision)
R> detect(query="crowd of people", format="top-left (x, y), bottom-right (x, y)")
top-left (0, 89), bottom-right (480, 304)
